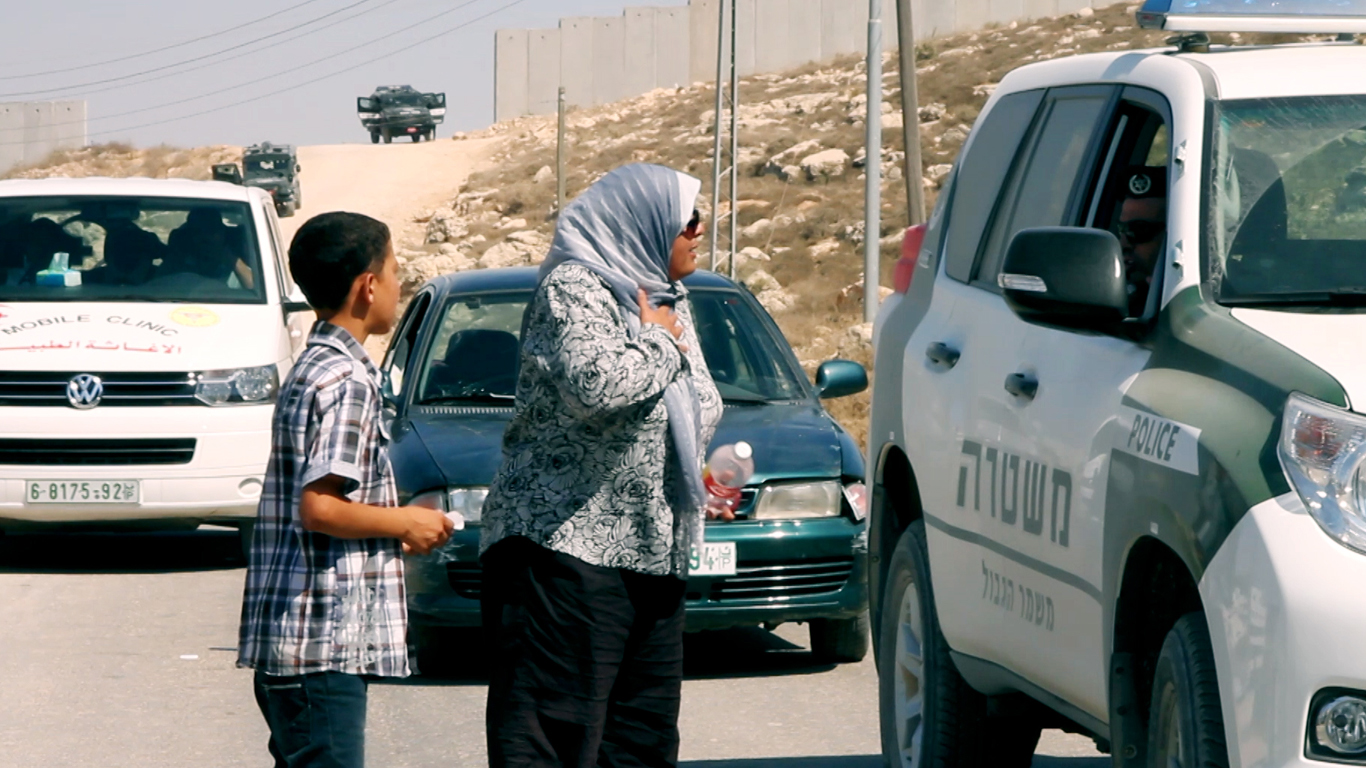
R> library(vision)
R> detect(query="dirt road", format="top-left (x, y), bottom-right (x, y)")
top-left (279, 138), bottom-right (499, 247)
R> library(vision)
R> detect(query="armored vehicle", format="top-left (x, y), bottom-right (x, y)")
top-left (357, 85), bottom-right (446, 144)
top-left (210, 143), bottom-right (302, 218)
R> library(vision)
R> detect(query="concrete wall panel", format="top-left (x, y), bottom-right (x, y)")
top-left (623, 8), bottom-right (658, 100)
top-left (493, 29), bottom-right (529, 123)
top-left (0, 104), bottom-right (25, 174)
top-left (735, 0), bottom-right (759, 77)
top-left (955, 0), bottom-right (990, 32)
top-left (1056, 0), bottom-right (1092, 13)
top-left (1024, 0), bottom-right (1058, 19)
top-left (689, 0), bottom-right (722, 84)
top-left (820, 0), bottom-right (864, 60)
top-left (592, 17), bottom-right (626, 105)
top-left (560, 17), bottom-right (596, 108)
top-left (754, 0), bottom-right (790, 73)
top-left (527, 29), bottom-right (561, 116)
top-left (788, 0), bottom-right (823, 67)
top-left (989, 0), bottom-right (1025, 25)
top-left (655, 7), bottom-right (691, 88)
top-left (922, 0), bottom-right (957, 38)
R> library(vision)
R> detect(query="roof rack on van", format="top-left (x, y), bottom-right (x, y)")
top-left (1138, 0), bottom-right (1366, 35)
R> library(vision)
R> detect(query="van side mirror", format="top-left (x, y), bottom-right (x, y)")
top-left (815, 359), bottom-right (868, 399)
top-left (1000, 227), bottom-right (1129, 328)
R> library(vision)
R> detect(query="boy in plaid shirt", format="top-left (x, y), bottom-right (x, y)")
top-left (238, 212), bottom-right (454, 768)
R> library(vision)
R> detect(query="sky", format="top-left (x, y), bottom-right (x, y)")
top-left (2, 0), bottom-right (688, 150)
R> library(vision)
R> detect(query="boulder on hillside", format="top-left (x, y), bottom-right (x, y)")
top-left (400, 252), bottom-right (475, 288)
top-left (713, 246), bottom-right (771, 275)
top-left (742, 268), bottom-right (782, 295)
top-left (756, 287), bottom-right (797, 314)
top-left (478, 242), bottom-right (529, 269)
top-left (802, 149), bottom-right (850, 182)
top-left (533, 166), bottom-right (554, 184)
top-left (761, 139), bottom-right (823, 177)
top-left (425, 212), bottom-right (469, 244)
top-left (740, 218), bottom-right (773, 240)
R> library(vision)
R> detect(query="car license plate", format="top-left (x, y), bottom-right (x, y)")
top-left (26, 480), bottom-right (140, 504)
top-left (689, 541), bottom-right (737, 576)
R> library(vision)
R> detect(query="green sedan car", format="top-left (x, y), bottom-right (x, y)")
top-left (380, 267), bottom-right (870, 672)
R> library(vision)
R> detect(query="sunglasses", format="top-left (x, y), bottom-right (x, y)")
top-left (1117, 219), bottom-right (1164, 245)
top-left (681, 209), bottom-right (701, 238)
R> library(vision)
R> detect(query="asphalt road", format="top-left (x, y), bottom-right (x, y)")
top-left (0, 528), bottom-right (1108, 768)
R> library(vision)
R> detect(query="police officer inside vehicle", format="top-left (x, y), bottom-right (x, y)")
top-left (1115, 166), bottom-right (1167, 318)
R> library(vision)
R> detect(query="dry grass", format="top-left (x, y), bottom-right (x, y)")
top-left (3, 142), bottom-right (241, 180)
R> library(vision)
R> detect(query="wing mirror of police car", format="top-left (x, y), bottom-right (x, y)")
top-left (999, 227), bottom-right (1129, 328)
top-left (815, 359), bottom-right (868, 399)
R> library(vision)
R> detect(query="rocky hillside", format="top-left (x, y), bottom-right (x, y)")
top-left (4, 143), bottom-right (241, 181)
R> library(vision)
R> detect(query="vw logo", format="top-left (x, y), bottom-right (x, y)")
top-left (66, 374), bottom-right (104, 410)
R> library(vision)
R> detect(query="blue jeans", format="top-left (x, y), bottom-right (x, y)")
top-left (253, 670), bottom-right (368, 768)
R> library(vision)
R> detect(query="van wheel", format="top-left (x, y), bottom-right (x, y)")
top-left (1147, 613), bottom-right (1229, 768)
top-left (878, 521), bottom-right (1039, 768)
top-left (811, 613), bottom-right (869, 663)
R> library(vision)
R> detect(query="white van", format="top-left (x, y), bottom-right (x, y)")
top-left (0, 178), bottom-right (310, 550)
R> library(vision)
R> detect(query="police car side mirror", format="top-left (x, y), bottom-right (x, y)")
top-left (999, 227), bottom-right (1129, 329)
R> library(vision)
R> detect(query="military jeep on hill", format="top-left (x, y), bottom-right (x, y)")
top-left (212, 143), bottom-right (302, 218)
top-left (358, 85), bottom-right (446, 144)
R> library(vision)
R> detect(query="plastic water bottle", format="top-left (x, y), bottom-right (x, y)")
top-left (703, 441), bottom-right (754, 515)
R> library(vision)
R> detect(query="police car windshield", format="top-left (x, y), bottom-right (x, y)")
top-left (383, 92), bottom-right (425, 108)
top-left (1210, 96), bottom-right (1366, 308)
top-left (0, 196), bottom-right (266, 305)
top-left (245, 156), bottom-right (289, 173)
top-left (412, 288), bottom-right (808, 405)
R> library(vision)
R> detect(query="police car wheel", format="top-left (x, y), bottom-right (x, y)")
top-left (1146, 613), bottom-right (1229, 768)
top-left (878, 521), bottom-right (1036, 767)
top-left (370, 132), bottom-right (379, 144)
top-left (810, 612), bottom-right (869, 663)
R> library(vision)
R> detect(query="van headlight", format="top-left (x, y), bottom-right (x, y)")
top-left (194, 365), bottom-right (279, 405)
top-left (753, 481), bottom-right (842, 520)
top-left (1279, 393), bottom-right (1366, 554)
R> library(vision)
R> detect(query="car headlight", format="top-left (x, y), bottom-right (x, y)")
top-left (1279, 393), bottom-right (1366, 554)
top-left (447, 487), bottom-right (488, 525)
top-left (194, 365), bottom-right (279, 405)
top-left (753, 481), bottom-right (842, 520)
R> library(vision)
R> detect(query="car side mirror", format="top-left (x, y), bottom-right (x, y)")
top-left (1000, 227), bottom-right (1128, 328)
top-left (815, 359), bottom-right (868, 399)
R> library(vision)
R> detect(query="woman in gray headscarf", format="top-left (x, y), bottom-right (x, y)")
top-left (480, 163), bottom-right (722, 768)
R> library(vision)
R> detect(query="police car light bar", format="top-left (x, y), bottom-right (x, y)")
top-left (1138, 0), bottom-right (1366, 34)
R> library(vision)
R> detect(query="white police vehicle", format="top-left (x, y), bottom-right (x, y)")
top-left (869, 2), bottom-right (1366, 766)
top-left (0, 178), bottom-right (310, 551)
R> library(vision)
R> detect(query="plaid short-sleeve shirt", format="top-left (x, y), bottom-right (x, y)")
top-left (237, 322), bottom-right (409, 678)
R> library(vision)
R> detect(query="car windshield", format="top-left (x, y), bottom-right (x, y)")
top-left (0, 196), bottom-right (265, 304)
top-left (414, 288), bottom-right (809, 404)
top-left (383, 92), bottom-right (424, 108)
top-left (245, 156), bottom-right (290, 174)
top-left (1209, 96), bottom-right (1366, 308)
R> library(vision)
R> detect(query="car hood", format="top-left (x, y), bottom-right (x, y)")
top-left (400, 400), bottom-right (845, 493)
top-left (0, 302), bottom-right (284, 371)
top-left (1233, 308), bottom-right (1366, 410)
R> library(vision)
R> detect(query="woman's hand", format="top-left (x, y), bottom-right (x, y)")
top-left (638, 288), bottom-right (688, 352)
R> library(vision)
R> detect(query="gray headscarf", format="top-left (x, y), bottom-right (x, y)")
top-left (536, 163), bottom-right (707, 512)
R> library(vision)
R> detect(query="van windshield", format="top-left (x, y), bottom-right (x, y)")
top-left (1209, 96), bottom-right (1366, 308)
top-left (0, 196), bottom-right (266, 304)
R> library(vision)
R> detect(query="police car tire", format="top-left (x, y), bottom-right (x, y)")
top-left (1146, 613), bottom-right (1229, 768)
top-left (810, 612), bottom-right (870, 663)
top-left (370, 132), bottom-right (379, 144)
top-left (878, 521), bottom-right (1038, 768)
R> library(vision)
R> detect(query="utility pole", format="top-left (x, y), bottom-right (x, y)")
top-left (728, 0), bottom-right (739, 280)
top-left (864, 0), bottom-right (883, 323)
top-left (896, 0), bottom-right (925, 225)
top-left (708, 0), bottom-right (725, 271)
top-left (556, 86), bottom-right (567, 215)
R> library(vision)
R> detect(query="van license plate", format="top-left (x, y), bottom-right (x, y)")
top-left (689, 542), bottom-right (737, 576)
top-left (26, 481), bottom-right (140, 504)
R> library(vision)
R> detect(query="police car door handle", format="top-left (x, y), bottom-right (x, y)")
top-left (1004, 372), bottom-right (1038, 400)
top-left (925, 342), bottom-right (960, 368)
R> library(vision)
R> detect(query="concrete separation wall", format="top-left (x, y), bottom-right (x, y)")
top-left (495, 0), bottom-right (1103, 121)
top-left (0, 101), bottom-right (88, 176)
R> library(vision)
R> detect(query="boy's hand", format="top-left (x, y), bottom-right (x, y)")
top-left (399, 506), bottom-right (455, 556)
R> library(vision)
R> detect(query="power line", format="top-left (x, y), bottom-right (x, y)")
top-left (0, 0), bottom-right (329, 81)
top-left (31, 0), bottom-right (409, 103)
top-left (0, 0), bottom-right (493, 134)
top-left (0, 0), bottom-right (378, 99)
top-left (0, 0), bottom-right (528, 146)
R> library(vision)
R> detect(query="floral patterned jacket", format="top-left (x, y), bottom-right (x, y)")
top-left (480, 263), bottom-right (722, 577)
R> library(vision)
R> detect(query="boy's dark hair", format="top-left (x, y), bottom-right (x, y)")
top-left (288, 212), bottom-right (391, 310)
